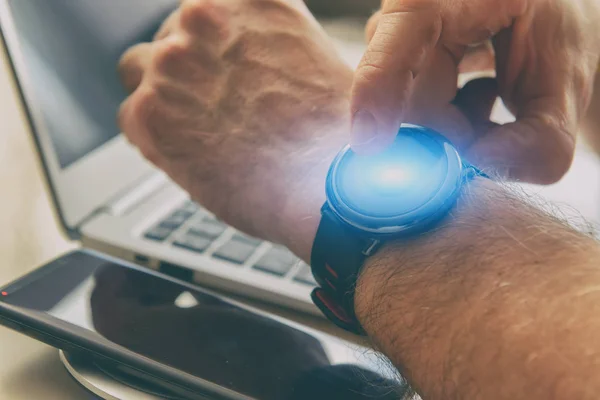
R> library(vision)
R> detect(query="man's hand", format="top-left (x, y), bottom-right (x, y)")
top-left (351, 0), bottom-right (600, 184)
top-left (118, 0), bottom-right (352, 250)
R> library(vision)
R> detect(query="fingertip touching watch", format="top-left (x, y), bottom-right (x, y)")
top-left (310, 124), bottom-right (488, 335)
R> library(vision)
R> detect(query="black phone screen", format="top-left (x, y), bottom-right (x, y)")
top-left (1, 251), bottom-right (408, 399)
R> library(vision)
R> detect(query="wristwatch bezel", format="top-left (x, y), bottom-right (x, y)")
top-left (325, 124), bottom-right (465, 236)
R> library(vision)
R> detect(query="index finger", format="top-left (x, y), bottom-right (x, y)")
top-left (350, 0), bottom-right (442, 153)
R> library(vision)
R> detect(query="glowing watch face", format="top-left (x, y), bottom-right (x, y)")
top-left (326, 125), bottom-right (464, 234)
top-left (336, 132), bottom-right (448, 217)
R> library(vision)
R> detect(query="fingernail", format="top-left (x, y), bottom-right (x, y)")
top-left (351, 110), bottom-right (378, 148)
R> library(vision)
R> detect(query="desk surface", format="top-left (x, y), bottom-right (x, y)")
top-left (0, 28), bottom-right (84, 397)
top-left (1, 17), bottom-right (599, 400)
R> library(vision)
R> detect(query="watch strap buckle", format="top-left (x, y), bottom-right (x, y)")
top-left (362, 239), bottom-right (381, 256)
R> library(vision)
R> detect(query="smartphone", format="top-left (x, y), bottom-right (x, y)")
top-left (0, 250), bottom-right (408, 399)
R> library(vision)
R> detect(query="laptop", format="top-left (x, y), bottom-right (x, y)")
top-left (0, 0), bottom-right (320, 316)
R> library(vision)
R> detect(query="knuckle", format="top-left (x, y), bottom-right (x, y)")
top-left (153, 37), bottom-right (190, 74)
top-left (380, 0), bottom-right (441, 36)
top-left (118, 45), bottom-right (143, 71)
top-left (521, 120), bottom-right (575, 184)
top-left (154, 81), bottom-right (204, 113)
top-left (180, 0), bottom-right (211, 25)
top-left (154, 39), bottom-right (220, 81)
top-left (118, 44), bottom-right (148, 90)
top-left (117, 100), bottom-right (131, 132)
top-left (180, 0), bottom-right (228, 35)
top-left (127, 87), bottom-right (161, 139)
top-left (355, 55), bottom-right (413, 90)
top-left (224, 30), bottom-right (309, 66)
top-left (117, 51), bottom-right (133, 75)
top-left (420, 15), bottom-right (442, 44)
top-left (131, 88), bottom-right (156, 124)
top-left (353, 63), bottom-right (386, 91)
top-left (246, 0), bottom-right (301, 20)
top-left (223, 31), bottom-right (272, 64)
top-left (356, 55), bottom-right (387, 81)
top-left (535, 158), bottom-right (571, 184)
top-left (540, 132), bottom-right (574, 184)
top-left (383, 0), bottom-right (438, 14)
top-left (222, 34), bottom-right (251, 64)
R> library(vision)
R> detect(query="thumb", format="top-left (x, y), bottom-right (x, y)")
top-left (350, 1), bottom-right (442, 154)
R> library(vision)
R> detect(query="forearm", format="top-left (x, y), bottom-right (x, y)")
top-left (356, 180), bottom-right (600, 399)
top-left (280, 170), bottom-right (600, 398)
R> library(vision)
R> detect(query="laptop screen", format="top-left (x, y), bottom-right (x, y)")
top-left (7, 0), bottom-right (176, 169)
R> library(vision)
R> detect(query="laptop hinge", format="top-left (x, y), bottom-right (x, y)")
top-left (104, 172), bottom-right (170, 217)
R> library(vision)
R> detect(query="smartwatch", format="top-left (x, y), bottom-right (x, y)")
top-left (310, 124), bottom-right (487, 334)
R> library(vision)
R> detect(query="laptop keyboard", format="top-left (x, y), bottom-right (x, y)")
top-left (143, 201), bottom-right (317, 287)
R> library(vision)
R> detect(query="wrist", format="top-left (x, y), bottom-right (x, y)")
top-left (276, 170), bottom-right (326, 263)
top-left (249, 95), bottom-right (349, 261)
top-left (353, 178), bottom-right (494, 331)
top-left (276, 121), bottom-right (349, 261)
top-left (351, 179), bottom-right (514, 398)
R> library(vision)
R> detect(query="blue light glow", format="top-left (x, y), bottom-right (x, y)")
top-left (372, 165), bottom-right (420, 191)
top-left (335, 131), bottom-right (449, 217)
top-left (376, 166), bottom-right (412, 185)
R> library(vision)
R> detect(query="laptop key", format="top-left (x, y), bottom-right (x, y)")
top-left (213, 237), bottom-right (260, 265)
top-left (172, 209), bottom-right (195, 219)
top-left (180, 200), bottom-right (199, 214)
top-left (144, 225), bottom-right (174, 242)
top-left (174, 231), bottom-right (213, 253)
top-left (161, 211), bottom-right (193, 229)
top-left (188, 217), bottom-right (227, 239)
top-left (294, 263), bottom-right (317, 286)
top-left (232, 233), bottom-right (262, 246)
top-left (253, 246), bottom-right (297, 276)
